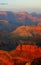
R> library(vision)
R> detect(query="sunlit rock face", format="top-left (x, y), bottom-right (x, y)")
top-left (0, 50), bottom-right (14, 65)
top-left (26, 62), bottom-right (31, 65)
top-left (10, 45), bottom-right (41, 63)
top-left (11, 25), bottom-right (41, 47)
top-left (11, 25), bottom-right (41, 37)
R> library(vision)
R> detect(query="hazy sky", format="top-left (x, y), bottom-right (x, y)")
top-left (0, 0), bottom-right (41, 13)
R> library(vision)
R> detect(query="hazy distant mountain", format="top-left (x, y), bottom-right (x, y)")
top-left (31, 12), bottom-right (41, 18)
top-left (0, 11), bottom-right (41, 32)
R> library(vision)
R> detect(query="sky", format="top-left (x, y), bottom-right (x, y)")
top-left (0, 0), bottom-right (41, 13)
